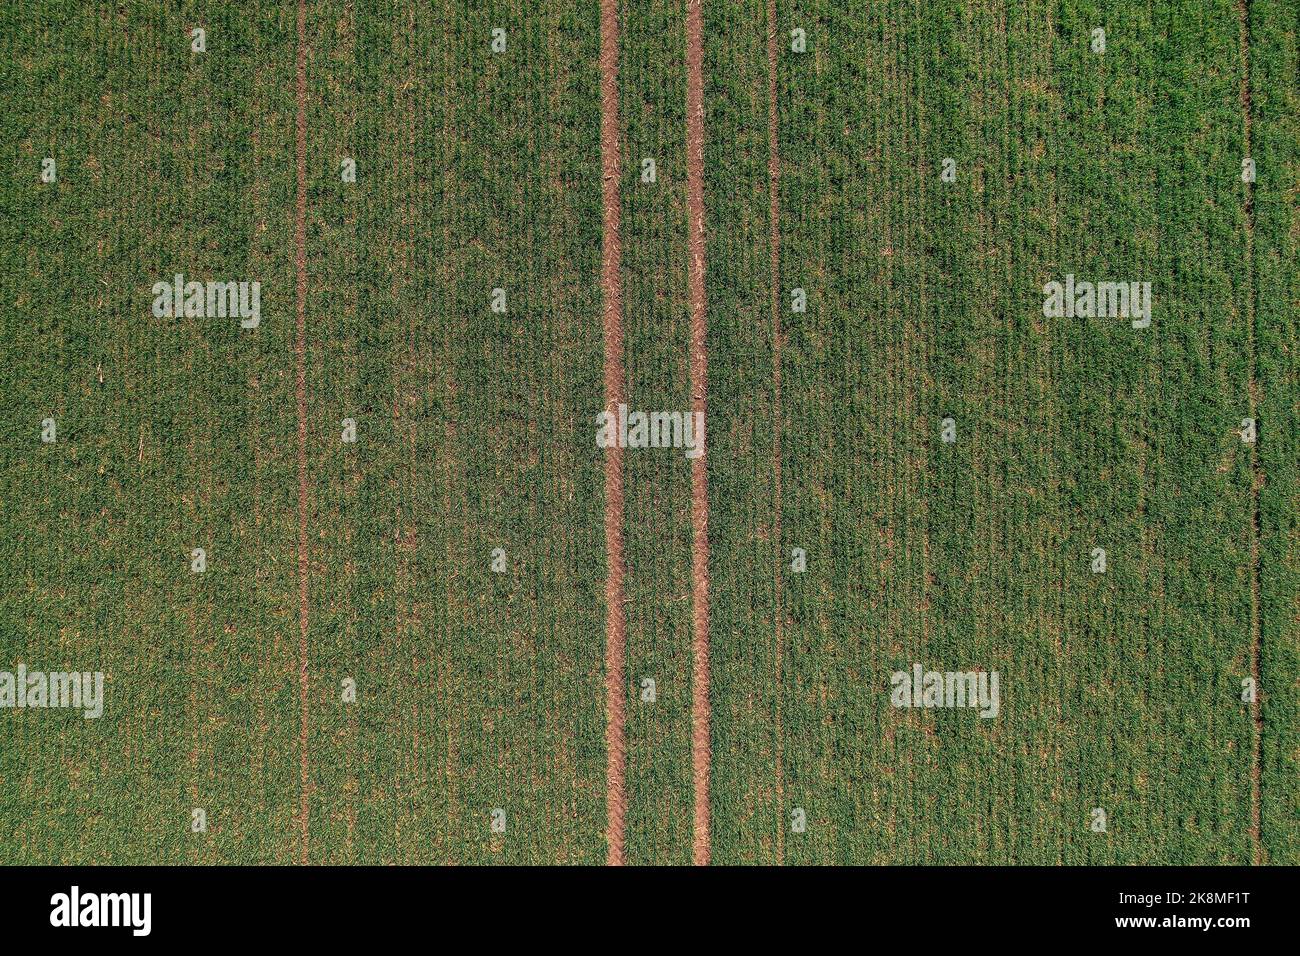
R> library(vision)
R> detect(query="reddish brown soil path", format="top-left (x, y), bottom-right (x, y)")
top-left (685, 0), bottom-right (711, 867)
top-left (294, 0), bottom-right (311, 866)
top-left (766, 0), bottom-right (784, 866)
top-left (599, 0), bottom-right (628, 867)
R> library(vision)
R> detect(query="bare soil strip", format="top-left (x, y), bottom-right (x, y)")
top-left (1237, 0), bottom-right (1263, 866)
top-left (600, 0), bottom-right (628, 867)
top-left (685, 0), bottom-right (711, 867)
top-left (766, 0), bottom-right (784, 866)
top-left (294, 0), bottom-right (311, 866)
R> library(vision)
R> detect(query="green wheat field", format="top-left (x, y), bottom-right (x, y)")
top-left (1, 0), bottom-right (1296, 865)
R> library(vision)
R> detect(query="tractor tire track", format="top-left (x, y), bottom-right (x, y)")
top-left (1236, 0), bottom-right (1264, 867)
top-left (765, 0), bottom-right (785, 867)
top-left (686, 0), bottom-right (711, 867)
top-left (600, 0), bottom-right (628, 867)
top-left (294, 0), bottom-right (311, 866)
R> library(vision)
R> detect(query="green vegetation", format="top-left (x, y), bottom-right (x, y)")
top-left (704, 0), bottom-right (1296, 864)
top-left (1, 0), bottom-right (1294, 864)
